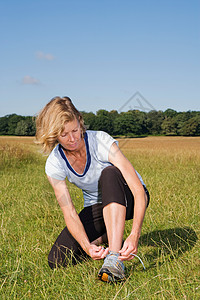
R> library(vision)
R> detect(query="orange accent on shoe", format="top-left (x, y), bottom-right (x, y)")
top-left (101, 273), bottom-right (109, 282)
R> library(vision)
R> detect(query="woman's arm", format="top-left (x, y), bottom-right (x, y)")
top-left (47, 176), bottom-right (107, 260)
top-left (108, 142), bottom-right (148, 260)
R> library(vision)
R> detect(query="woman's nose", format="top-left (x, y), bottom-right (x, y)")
top-left (68, 132), bottom-right (75, 142)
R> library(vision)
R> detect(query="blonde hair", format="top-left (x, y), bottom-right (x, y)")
top-left (35, 96), bottom-right (86, 153)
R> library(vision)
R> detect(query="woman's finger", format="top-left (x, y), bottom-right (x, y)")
top-left (119, 243), bottom-right (128, 253)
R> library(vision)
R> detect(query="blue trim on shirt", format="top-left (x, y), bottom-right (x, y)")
top-left (58, 132), bottom-right (91, 177)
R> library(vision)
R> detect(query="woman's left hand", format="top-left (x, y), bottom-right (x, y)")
top-left (118, 233), bottom-right (139, 261)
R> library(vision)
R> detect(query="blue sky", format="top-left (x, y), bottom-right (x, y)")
top-left (0, 0), bottom-right (199, 117)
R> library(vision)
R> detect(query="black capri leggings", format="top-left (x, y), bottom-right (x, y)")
top-left (48, 166), bottom-right (150, 269)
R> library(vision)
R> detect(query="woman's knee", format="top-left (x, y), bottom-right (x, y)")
top-left (100, 166), bottom-right (122, 183)
top-left (99, 166), bottom-right (126, 208)
top-left (48, 242), bottom-right (72, 269)
top-left (47, 242), bottom-right (86, 269)
top-left (48, 244), bottom-right (60, 269)
top-left (48, 255), bottom-right (56, 269)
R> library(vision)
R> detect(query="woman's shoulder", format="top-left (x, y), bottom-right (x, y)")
top-left (46, 144), bottom-right (61, 163)
top-left (86, 131), bottom-right (117, 149)
top-left (86, 130), bottom-right (117, 161)
top-left (86, 130), bottom-right (111, 140)
top-left (45, 144), bottom-right (66, 180)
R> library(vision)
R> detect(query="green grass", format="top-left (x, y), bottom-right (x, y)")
top-left (0, 137), bottom-right (199, 299)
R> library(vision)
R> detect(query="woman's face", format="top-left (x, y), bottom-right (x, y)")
top-left (57, 118), bottom-right (82, 151)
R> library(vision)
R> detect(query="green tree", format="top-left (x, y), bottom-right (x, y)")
top-left (175, 111), bottom-right (200, 136)
top-left (15, 120), bottom-right (29, 136)
top-left (81, 111), bottom-right (96, 130)
top-left (146, 110), bottom-right (164, 135)
top-left (163, 109), bottom-right (178, 118)
top-left (161, 117), bottom-right (177, 135)
top-left (109, 110), bottom-right (118, 120)
top-left (113, 110), bottom-right (146, 136)
top-left (7, 114), bottom-right (25, 135)
top-left (179, 116), bottom-right (200, 136)
top-left (94, 110), bottom-right (114, 135)
top-left (96, 109), bottom-right (109, 117)
top-left (15, 117), bottom-right (36, 136)
top-left (0, 116), bottom-right (9, 135)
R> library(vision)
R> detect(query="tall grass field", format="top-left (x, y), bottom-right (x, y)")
top-left (0, 136), bottom-right (199, 299)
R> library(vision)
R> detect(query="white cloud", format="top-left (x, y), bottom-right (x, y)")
top-left (36, 51), bottom-right (55, 61)
top-left (22, 75), bottom-right (40, 85)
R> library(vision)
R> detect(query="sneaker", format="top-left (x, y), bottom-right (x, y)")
top-left (98, 251), bottom-right (125, 283)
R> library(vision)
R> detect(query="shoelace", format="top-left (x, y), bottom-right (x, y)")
top-left (130, 253), bottom-right (146, 270)
top-left (103, 249), bottom-right (146, 270)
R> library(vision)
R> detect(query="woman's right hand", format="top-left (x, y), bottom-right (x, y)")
top-left (87, 244), bottom-right (109, 260)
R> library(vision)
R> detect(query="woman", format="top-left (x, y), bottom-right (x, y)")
top-left (35, 96), bottom-right (149, 283)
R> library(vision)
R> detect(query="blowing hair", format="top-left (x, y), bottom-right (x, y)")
top-left (35, 96), bottom-right (86, 153)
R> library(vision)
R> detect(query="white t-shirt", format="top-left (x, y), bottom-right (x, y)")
top-left (45, 130), bottom-right (145, 207)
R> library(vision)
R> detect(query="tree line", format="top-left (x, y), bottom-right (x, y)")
top-left (0, 109), bottom-right (200, 137)
top-left (82, 109), bottom-right (200, 136)
top-left (0, 114), bottom-right (36, 136)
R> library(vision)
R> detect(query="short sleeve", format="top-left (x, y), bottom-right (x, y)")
top-left (96, 131), bottom-right (118, 162)
top-left (45, 148), bottom-right (66, 180)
